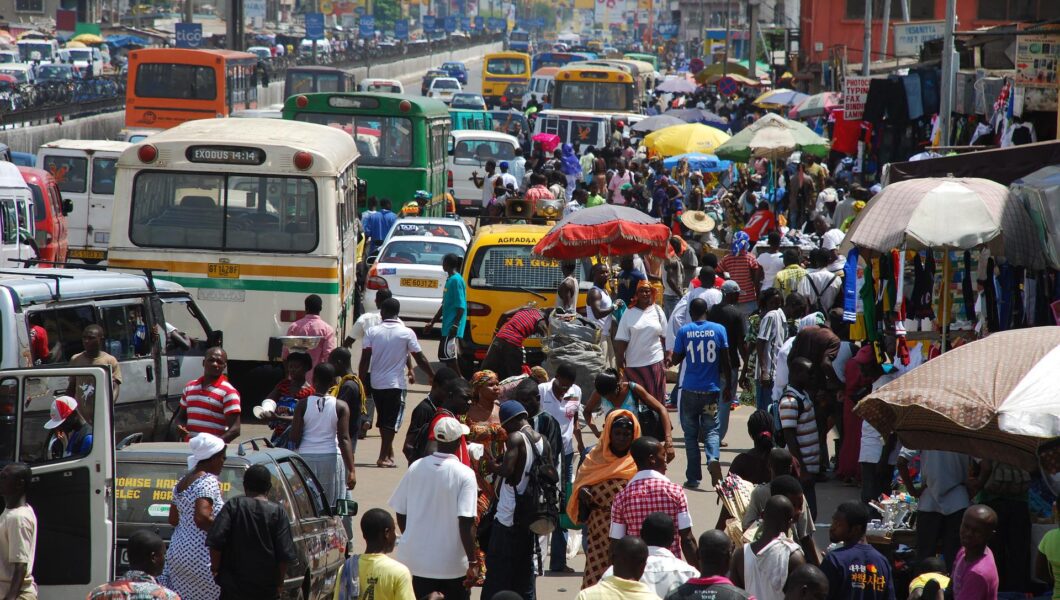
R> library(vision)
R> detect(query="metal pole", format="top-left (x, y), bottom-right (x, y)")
top-left (880, 0), bottom-right (890, 59)
top-left (901, 0), bottom-right (909, 21)
top-left (747, 0), bottom-right (757, 79)
top-left (722, 0), bottom-right (730, 75)
top-left (862, 0), bottom-right (871, 75)
top-left (939, 0), bottom-right (957, 146)
top-left (184, 0), bottom-right (193, 23)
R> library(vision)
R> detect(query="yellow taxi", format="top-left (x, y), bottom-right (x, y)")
top-left (459, 223), bottom-right (591, 371)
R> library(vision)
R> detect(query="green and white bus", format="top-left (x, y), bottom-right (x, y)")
top-left (282, 92), bottom-right (452, 216)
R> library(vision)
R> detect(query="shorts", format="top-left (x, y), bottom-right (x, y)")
top-left (373, 388), bottom-right (407, 432)
top-left (438, 334), bottom-right (458, 362)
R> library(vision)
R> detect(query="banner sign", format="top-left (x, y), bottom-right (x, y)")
top-left (842, 76), bottom-right (871, 120)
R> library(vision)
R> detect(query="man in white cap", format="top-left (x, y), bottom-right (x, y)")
top-left (389, 416), bottom-right (477, 600)
top-left (43, 396), bottom-right (93, 459)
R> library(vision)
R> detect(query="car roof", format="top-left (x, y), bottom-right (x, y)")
top-left (117, 441), bottom-right (299, 465)
top-left (450, 130), bottom-right (519, 143)
top-left (0, 268), bottom-right (185, 305)
top-left (432, 77), bottom-right (459, 83)
top-left (382, 235), bottom-right (468, 247)
top-left (470, 223), bottom-right (551, 246)
top-left (0, 162), bottom-right (29, 190)
top-left (40, 139), bottom-right (132, 153)
top-left (392, 216), bottom-right (467, 226)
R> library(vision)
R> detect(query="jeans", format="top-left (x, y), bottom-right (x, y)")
top-left (663, 294), bottom-right (680, 319)
top-left (915, 509), bottom-right (965, 571)
top-left (482, 521), bottom-right (537, 600)
top-left (756, 379), bottom-right (774, 412)
top-left (679, 389), bottom-right (721, 484)
top-left (549, 452), bottom-right (574, 570)
top-left (412, 577), bottom-right (469, 600)
top-left (986, 497), bottom-right (1031, 593)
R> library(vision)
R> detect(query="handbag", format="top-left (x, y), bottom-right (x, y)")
top-left (558, 479), bottom-right (582, 531)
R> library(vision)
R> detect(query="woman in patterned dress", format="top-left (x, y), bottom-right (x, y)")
top-left (463, 370), bottom-right (508, 586)
top-left (566, 409), bottom-right (641, 588)
top-left (161, 433), bottom-right (227, 600)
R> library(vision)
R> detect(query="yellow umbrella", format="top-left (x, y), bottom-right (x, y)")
top-left (753, 88), bottom-right (810, 108)
top-left (642, 123), bottom-right (731, 157)
top-left (65, 40), bottom-right (87, 48)
top-left (71, 33), bottom-right (104, 44)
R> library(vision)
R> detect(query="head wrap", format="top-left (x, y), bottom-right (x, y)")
top-left (471, 370), bottom-right (498, 390)
top-left (731, 230), bottom-right (751, 256)
top-left (187, 432), bottom-right (225, 471)
top-left (635, 279), bottom-right (657, 305)
top-left (565, 409), bottom-right (641, 525)
top-left (530, 366), bottom-right (549, 383)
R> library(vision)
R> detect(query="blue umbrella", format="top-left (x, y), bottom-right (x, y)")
top-left (663, 153), bottom-right (732, 173)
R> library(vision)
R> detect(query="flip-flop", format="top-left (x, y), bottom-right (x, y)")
top-left (376, 460), bottom-right (397, 468)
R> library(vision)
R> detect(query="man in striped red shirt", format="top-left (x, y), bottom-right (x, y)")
top-left (480, 306), bottom-right (547, 379)
top-left (177, 347), bottom-right (242, 442)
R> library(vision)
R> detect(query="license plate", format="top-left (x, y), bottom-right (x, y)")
top-left (69, 248), bottom-right (106, 260)
top-left (400, 277), bottom-right (437, 289)
top-left (208, 263), bottom-right (240, 278)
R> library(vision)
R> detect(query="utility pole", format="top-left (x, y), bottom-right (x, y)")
top-left (184, 0), bottom-right (193, 23)
top-left (862, 0), bottom-right (871, 75)
top-left (880, 0), bottom-right (890, 59)
top-left (747, 0), bottom-right (758, 78)
top-left (722, 0), bottom-right (731, 75)
top-left (938, 0), bottom-right (957, 146)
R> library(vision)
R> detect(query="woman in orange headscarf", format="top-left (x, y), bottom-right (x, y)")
top-left (463, 369), bottom-right (506, 586)
top-left (566, 409), bottom-right (641, 588)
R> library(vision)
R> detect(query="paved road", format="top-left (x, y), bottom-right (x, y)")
top-left (239, 333), bottom-right (856, 599)
top-left (393, 53), bottom-right (486, 97)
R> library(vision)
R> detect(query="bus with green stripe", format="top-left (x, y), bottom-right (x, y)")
top-left (282, 92), bottom-right (452, 216)
top-left (107, 118), bottom-right (361, 395)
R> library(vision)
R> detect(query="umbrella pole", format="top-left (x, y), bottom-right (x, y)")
top-left (941, 251), bottom-right (949, 353)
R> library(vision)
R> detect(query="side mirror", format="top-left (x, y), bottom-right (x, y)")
top-left (62, 199), bottom-right (73, 215)
top-left (333, 498), bottom-right (358, 517)
top-left (207, 329), bottom-right (223, 348)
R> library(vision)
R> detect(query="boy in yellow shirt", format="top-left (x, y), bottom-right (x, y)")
top-left (359, 509), bottom-right (441, 600)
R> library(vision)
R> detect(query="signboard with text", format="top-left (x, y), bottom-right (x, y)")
top-left (359, 15), bottom-right (375, 36)
top-left (245, 0), bottom-right (267, 22)
top-left (175, 23), bottom-right (203, 48)
top-left (444, 15), bottom-right (457, 32)
top-left (1014, 34), bottom-right (1060, 88)
top-left (842, 76), bottom-right (871, 120)
top-left (892, 21), bottom-right (944, 59)
top-left (395, 19), bottom-right (409, 40)
top-left (423, 15), bottom-right (437, 31)
top-left (305, 12), bottom-right (325, 40)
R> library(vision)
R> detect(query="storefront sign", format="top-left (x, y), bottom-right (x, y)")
top-left (843, 76), bottom-right (871, 120)
top-left (1014, 34), bottom-right (1060, 88)
top-left (892, 21), bottom-right (944, 59)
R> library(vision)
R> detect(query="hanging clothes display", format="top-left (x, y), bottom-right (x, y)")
top-left (903, 72), bottom-right (924, 120)
top-left (909, 253), bottom-right (936, 319)
top-left (916, 67), bottom-right (940, 115)
top-left (863, 78), bottom-right (890, 124)
top-left (962, 251), bottom-right (976, 322)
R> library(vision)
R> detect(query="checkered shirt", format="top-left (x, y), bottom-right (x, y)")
top-left (609, 470), bottom-right (693, 558)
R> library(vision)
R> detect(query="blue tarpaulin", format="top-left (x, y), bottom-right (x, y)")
top-left (105, 34), bottom-right (149, 47)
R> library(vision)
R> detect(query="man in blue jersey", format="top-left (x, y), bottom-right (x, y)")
top-left (668, 297), bottom-right (730, 490)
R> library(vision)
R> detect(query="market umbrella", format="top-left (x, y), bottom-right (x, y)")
top-left (531, 132), bottom-right (560, 153)
top-left (71, 33), bottom-right (104, 44)
top-left (642, 123), bottom-right (731, 157)
top-left (842, 177), bottom-right (1044, 269)
top-left (656, 77), bottom-right (697, 94)
top-left (787, 91), bottom-right (840, 119)
top-left (662, 153), bottom-right (731, 173)
top-left (855, 328), bottom-right (1060, 471)
top-left (714, 113), bottom-right (830, 162)
top-left (532, 204), bottom-right (673, 259)
top-left (663, 108), bottom-right (730, 130)
top-left (630, 114), bottom-right (686, 135)
top-left (753, 88), bottom-right (809, 109)
top-left (65, 40), bottom-right (87, 48)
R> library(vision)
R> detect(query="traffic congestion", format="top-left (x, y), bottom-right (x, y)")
top-left (0, 9), bottom-right (1058, 600)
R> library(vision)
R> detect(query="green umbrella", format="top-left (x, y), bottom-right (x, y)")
top-left (714, 113), bottom-right (831, 163)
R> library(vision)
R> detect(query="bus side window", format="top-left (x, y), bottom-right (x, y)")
top-left (0, 378), bottom-right (15, 462)
top-left (99, 303), bottom-right (150, 360)
top-left (31, 306), bottom-right (96, 364)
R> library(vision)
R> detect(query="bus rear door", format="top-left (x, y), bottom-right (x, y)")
top-left (1, 366), bottom-right (115, 599)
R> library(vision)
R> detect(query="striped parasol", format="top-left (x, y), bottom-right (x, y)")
top-left (532, 205), bottom-right (672, 259)
top-left (855, 328), bottom-right (1060, 472)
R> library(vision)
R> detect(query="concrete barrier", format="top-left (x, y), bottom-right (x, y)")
top-left (0, 40), bottom-right (503, 153)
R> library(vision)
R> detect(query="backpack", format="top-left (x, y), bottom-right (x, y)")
top-left (514, 432), bottom-right (561, 535)
top-left (771, 387), bottom-right (808, 449)
top-left (805, 272), bottom-right (839, 313)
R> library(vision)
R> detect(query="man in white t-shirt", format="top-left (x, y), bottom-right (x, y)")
top-left (350, 289), bottom-right (410, 439)
top-left (797, 249), bottom-right (844, 314)
top-left (813, 214), bottom-right (846, 272)
top-left (389, 416), bottom-right (478, 600)
top-left (359, 298), bottom-right (435, 468)
top-left (538, 362), bottom-right (583, 573)
top-left (758, 231), bottom-right (786, 292)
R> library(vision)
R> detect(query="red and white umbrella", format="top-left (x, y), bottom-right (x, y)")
top-left (532, 205), bottom-right (673, 260)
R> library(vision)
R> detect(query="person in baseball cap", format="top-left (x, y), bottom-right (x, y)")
top-left (433, 416), bottom-right (470, 443)
top-left (43, 396), bottom-right (93, 458)
top-left (720, 280), bottom-right (741, 296)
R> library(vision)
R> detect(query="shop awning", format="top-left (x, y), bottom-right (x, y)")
top-left (883, 141), bottom-right (1060, 187)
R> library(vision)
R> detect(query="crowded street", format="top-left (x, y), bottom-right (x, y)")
top-left (0, 3), bottom-right (1058, 600)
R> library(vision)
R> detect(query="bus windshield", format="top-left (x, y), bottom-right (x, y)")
top-left (556, 81), bottom-right (630, 111)
top-left (510, 32), bottom-right (530, 42)
top-left (487, 58), bottom-right (527, 75)
top-left (17, 42), bottom-right (53, 61)
top-left (289, 72), bottom-right (341, 94)
top-left (135, 63), bottom-right (217, 100)
top-left (129, 171), bottom-right (318, 252)
top-left (292, 113), bottom-right (413, 167)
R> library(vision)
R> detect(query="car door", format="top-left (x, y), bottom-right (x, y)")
top-left (158, 296), bottom-right (212, 408)
top-left (88, 154), bottom-right (118, 254)
top-left (278, 457), bottom-right (345, 599)
top-left (96, 298), bottom-right (165, 441)
top-left (0, 366), bottom-right (115, 599)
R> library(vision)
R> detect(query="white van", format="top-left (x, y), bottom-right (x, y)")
top-left (448, 130), bottom-right (519, 213)
top-left (532, 109), bottom-right (612, 150)
top-left (65, 46), bottom-right (104, 77)
top-left (0, 161), bottom-right (38, 266)
top-left (36, 139), bottom-right (131, 263)
top-left (522, 66), bottom-right (558, 107)
top-left (359, 77), bottom-right (404, 94)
